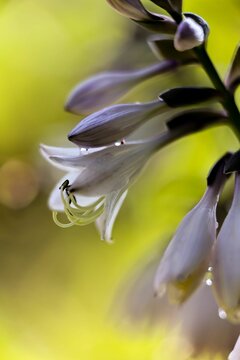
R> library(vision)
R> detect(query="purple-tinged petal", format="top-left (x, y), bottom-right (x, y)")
top-left (65, 61), bottom-right (177, 115)
top-left (68, 99), bottom-right (166, 147)
top-left (154, 155), bottom-right (229, 303)
top-left (106, 0), bottom-right (156, 21)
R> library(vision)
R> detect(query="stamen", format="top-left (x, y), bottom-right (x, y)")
top-left (53, 180), bottom-right (105, 228)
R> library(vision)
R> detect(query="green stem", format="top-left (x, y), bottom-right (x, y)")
top-left (193, 45), bottom-right (240, 139)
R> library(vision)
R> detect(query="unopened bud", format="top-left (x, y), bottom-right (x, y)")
top-left (174, 17), bottom-right (205, 52)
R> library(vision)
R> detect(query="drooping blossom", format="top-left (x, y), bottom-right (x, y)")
top-left (154, 154), bottom-right (230, 303)
top-left (212, 172), bottom-right (240, 323)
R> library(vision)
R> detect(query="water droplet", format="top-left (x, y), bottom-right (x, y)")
top-left (218, 308), bottom-right (227, 320)
top-left (208, 266), bottom-right (213, 272)
top-left (80, 147), bottom-right (88, 153)
top-left (205, 278), bottom-right (212, 286)
top-left (115, 139), bottom-right (125, 147)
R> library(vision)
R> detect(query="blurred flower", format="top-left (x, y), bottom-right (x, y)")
top-left (154, 155), bottom-right (228, 303)
top-left (68, 99), bottom-right (167, 147)
top-left (65, 61), bottom-right (178, 115)
top-left (212, 172), bottom-right (240, 323)
top-left (0, 159), bottom-right (39, 209)
top-left (174, 17), bottom-right (205, 51)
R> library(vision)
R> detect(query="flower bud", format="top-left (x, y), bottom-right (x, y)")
top-left (68, 99), bottom-right (166, 147)
top-left (212, 172), bottom-right (240, 323)
top-left (154, 155), bottom-right (229, 303)
top-left (174, 17), bottom-right (205, 52)
top-left (65, 61), bottom-right (177, 115)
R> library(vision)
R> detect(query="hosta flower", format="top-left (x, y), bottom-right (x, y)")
top-left (65, 61), bottom-right (177, 115)
top-left (68, 99), bottom-right (167, 147)
top-left (212, 172), bottom-right (240, 323)
top-left (40, 133), bottom-right (173, 242)
top-left (174, 17), bottom-right (205, 52)
top-left (154, 155), bottom-right (229, 303)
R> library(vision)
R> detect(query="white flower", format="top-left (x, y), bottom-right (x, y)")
top-left (40, 134), bottom-right (170, 242)
top-left (154, 157), bottom-right (227, 303)
top-left (212, 172), bottom-right (240, 323)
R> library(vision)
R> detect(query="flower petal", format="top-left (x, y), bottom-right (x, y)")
top-left (154, 160), bottom-right (228, 304)
top-left (40, 144), bottom-right (81, 171)
top-left (96, 188), bottom-right (128, 242)
top-left (212, 173), bottom-right (240, 323)
top-left (154, 203), bottom-right (217, 303)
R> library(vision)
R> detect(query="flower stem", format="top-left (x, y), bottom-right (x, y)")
top-left (193, 45), bottom-right (240, 139)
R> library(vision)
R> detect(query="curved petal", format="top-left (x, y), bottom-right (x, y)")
top-left (96, 189), bottom-right (128, 242)
top-left (154, 185), bottom-right (220, 303)
top-left (212, 173), bottom-right (240, 323)
top-left (40, 144), bottom-right (81, 171)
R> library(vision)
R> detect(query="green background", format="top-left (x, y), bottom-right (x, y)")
top-left (0, 0), bottom-right (239, 359)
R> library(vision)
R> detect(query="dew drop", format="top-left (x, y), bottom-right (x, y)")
top-left (218, 308), bottom-right (227, 320)
top-left (115, 139), bottom-right (125, 147)
top-left (80, 147), bottom-right (88, 153)
top-left (205, 278), bottom-right (213, 286)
